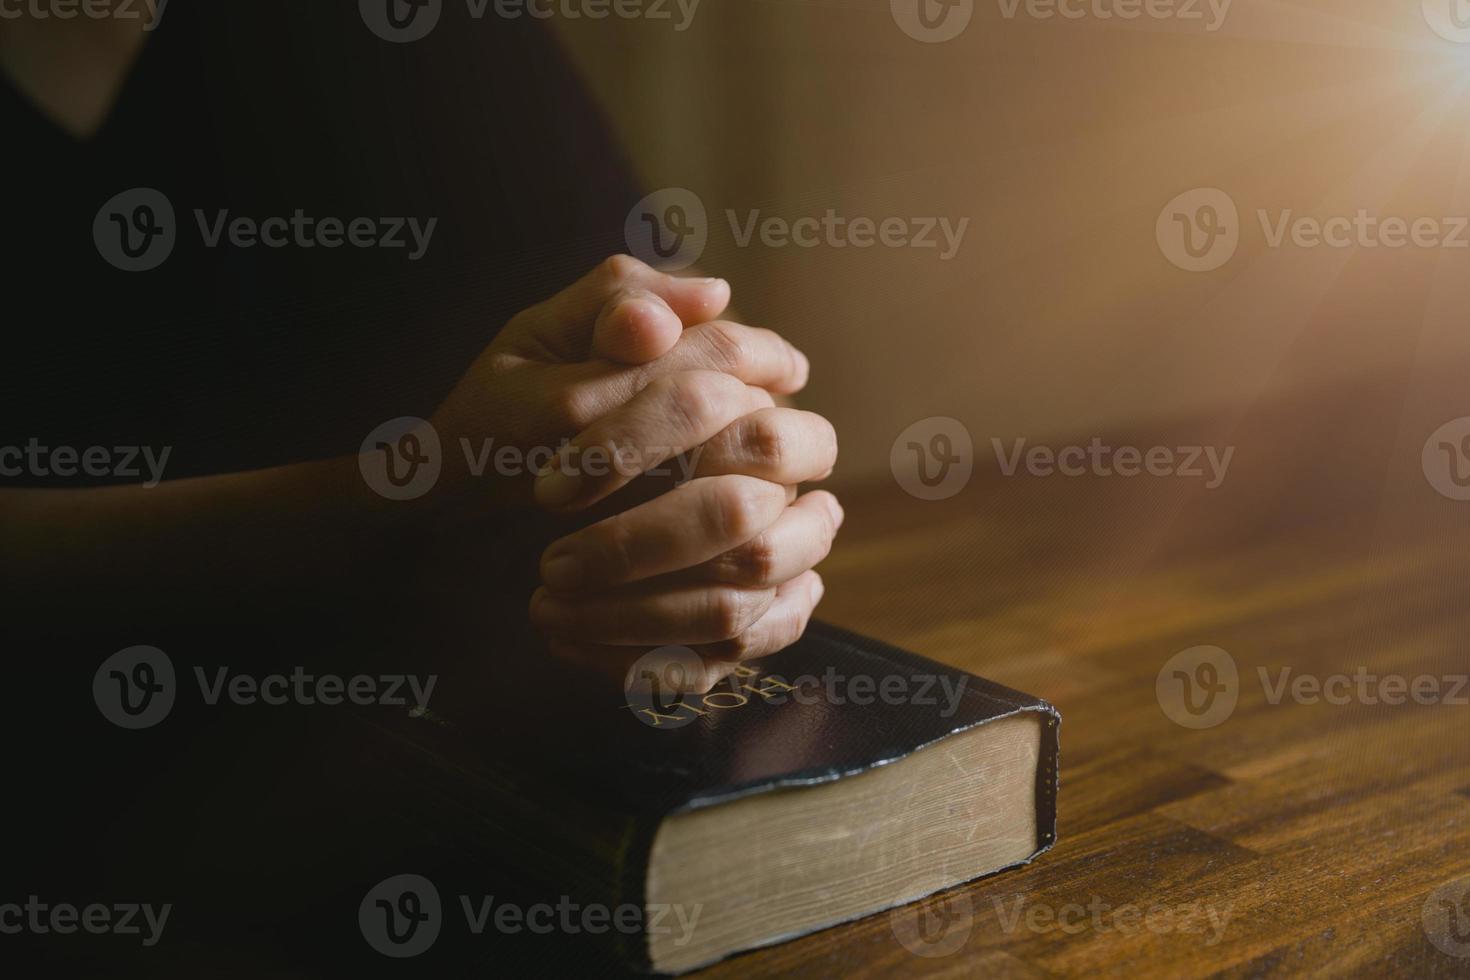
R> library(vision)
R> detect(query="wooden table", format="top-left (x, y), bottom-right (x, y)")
top-left (700, 371), bottom-right (1470, 978)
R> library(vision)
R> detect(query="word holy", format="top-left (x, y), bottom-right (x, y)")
top-left (997, 0), bottom-right (1231, 31)
top-left (992, 437), bottom-right (1234, 489)
top-left (0, 897), bottom-right (171, 946)
top-left (194, 210), bottom-right (437, 260)
top-left (761, 668), bottom-right (969, 717)
top-left (726, 209), bottom-right (969, 260)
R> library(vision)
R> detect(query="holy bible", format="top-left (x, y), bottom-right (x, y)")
top-left (362, 620), bottom-right (1060, 974)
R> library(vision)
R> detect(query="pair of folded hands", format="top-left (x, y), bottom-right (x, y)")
top-left (431, 255), bottom-right (841, 690)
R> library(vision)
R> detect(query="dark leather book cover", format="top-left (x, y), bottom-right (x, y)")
top-left (356, 619), bottom-right (1061, 973)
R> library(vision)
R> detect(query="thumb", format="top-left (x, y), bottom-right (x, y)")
top-left (515, 255), bottom-right (731, 364)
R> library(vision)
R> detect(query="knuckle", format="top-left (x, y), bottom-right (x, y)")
top-left (777, 605), bottom-right (807, 649)
top-left (547, 384), bottom-right (597, 431)
top-left (706, 588), bottom-right (762, 640)
top-left (718, 629), bottom-right (757, 662)
top-left (599, 253), bottom-right (645, 286)
top-left (726, 534), bottom-right (780, 586)
top-left (741, 414), bottom-right (789, 471)
top-left (661, 372), bottom-right (722, 436)
top-left (696, 321), bottom-right (747, 374)
top-left (705, 479), bottom-right (763, 544)
top-left (597, 518), bottom-right (638, 582)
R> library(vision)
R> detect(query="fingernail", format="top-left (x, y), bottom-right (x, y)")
top-left (810, 575), bottom-right (826, 604)
top-left (541, 552), bottom-right (584, 591)
top-left (794, 349), bottom-right (810, 383)
top-left (535, 465), bottom-right (582, 509)
top-left (694, 277), bottom-right (726, 287)
top-left (826, 496), bottom-right (845, 529)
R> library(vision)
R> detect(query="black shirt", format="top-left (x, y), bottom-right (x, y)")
top-left (3, 1), bottom-right (640, 480)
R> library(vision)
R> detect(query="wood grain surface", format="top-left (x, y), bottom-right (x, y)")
top-left (698, 368), bottom-right (1470, 978)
